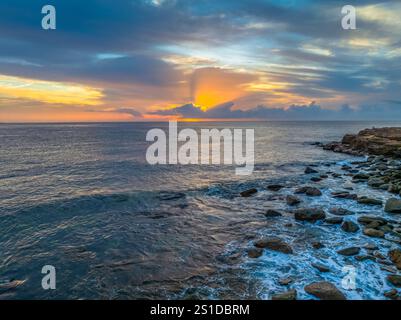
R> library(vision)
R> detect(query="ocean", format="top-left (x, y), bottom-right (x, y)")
top-left (1, 121), bottom-right (401, 299)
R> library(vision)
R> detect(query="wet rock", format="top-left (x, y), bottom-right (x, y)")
top-left (295, 186), bottom-right (322, 196)
top-left (272, 289), bottom-right (297, 300)
top-left (294, 208), bottom-right (326, 222)
top-left (337, 247), bottom-right (360, 256)
top-left (305, 167), bottom-right (318, 174)
top-left (240, 188), bottom-right (257, 197)
top-left (331, 191), bottom-right (358, 200)
top-left (363, 228), bottom-right (385, 238)
top-left (383, 289), bottom-right (399, 300)
top-left (278, 277), bottom-right (293, 286)
top-left (264, 209), bottom-right (283, 217)
top-left (312, 242), bottom-right (324, 249)
top-left (388, 249), bottom-right (401, 270)
top-left (310, 177), bottom-right (322, 182)
top-left (357, 216), bottom-right (388, 226)
top-left (329, 207), bottom-right (355, 216)
top-left (353, 173), bottom-right (370, 180)
top-left (304, 281), bottom-right (346, 300)
top-left (247, 248), bottom-right (263, 259)
top-left (341, 220), bottom-right (360, 233)
top-left (364, 243), bottom-right (379, 250)
top-left (355, 255), bottom-right (376, 262)
top-left (384, 198), bottom-right (401, 213)
top-left (253, 237), bottom-right (293, 254)
top-left (387, 275), bottom-right (401, 287)
top-left (357, 196), bottom-right (383, 206)
top-left (322, 128), bottom-right (401, 158)
top-left (311, 262), bottom-right (330, 272)
top-left (286, 195), bottom-right (301, 206)
top-left (368, 177), bottom-right (386, 188)
top-left (267, 184), bottom-right (284, 191)
top-left (325, 217), bottom-right (343, 224)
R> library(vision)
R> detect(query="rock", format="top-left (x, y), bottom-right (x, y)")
top-left (364, 243), bottom-right (379, 250)
top-left (0, 280), bottom-right (26, 292)
top-left (286, 195), bottom-right (301, 206)
top-left (311, 262), bottom-right (330, 272)
top-left (353, 173), bottom-right (370, 180)
top-left (357, 216), bottom-right (388, 226)
top-left (387, 275), bottom-right (401, 287)
top-left (331, 191), bottom-right (358, 200)
top-left (312, 242), bottom-right (324, 249)
top-left (240, 188), bottom-right (257, 197)
top-left (254, 237), bottom-right (293, 254)
top-left (310, 177), bottom-right (322, 182)
top-left (278, 278), bottom-right (293, 286)
top-left (264, 209), bottom-right (283, 217)
top-left (272, 289), bottom-right (297, 300)
top-left (305, 167), bottom-right (318, 174)
top-left (388, 249), bottom-right (401, 270)
top-left (322, 128), bottom-right (401, 158)
top-left (247, 248), bottom-right (263, 258)
top-left (295, 186), bottom-right (322, 196)
top-left (357, 196), bottom-right (382, 205)
top-left (341, 221), bottom-right (360, 233)
top-left (294, 208), bottom-right (326, 222)
top-left (329, 207), bottom-right (355, 216)
top-left (363, 228), bottom-right (385, 238)
top-left (367, 177), bottom-right (385, 188)
top-left (384, 198), bottom-right (401, 213)
top-left (267, 184), bottom-right (284, 191)
top-left (337, 247), bottom-right (360, 256)
top-left (384, 289), bottom-right (399, 300)
top-left (325, 217), bottom-right (343, 224)
top-left (304, 281), bottom-right (346, 300)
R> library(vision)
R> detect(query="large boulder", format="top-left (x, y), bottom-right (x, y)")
top-left (294, 208), bottom-right (326, 222)
top-left (384, 198), bottom-right (401, 213)
top-left (304, 281), bottom-right (346, 300)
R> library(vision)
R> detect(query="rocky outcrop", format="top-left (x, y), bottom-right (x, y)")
top-left (323, 127), bottom-right (401, 158)
top-left (254, 237), bottom-right (293, 254)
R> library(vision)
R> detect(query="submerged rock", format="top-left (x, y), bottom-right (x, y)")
top-left (267, 184), bottom-right (284, 191)
top-left (253, 237), bottom-right (293, 254)
top-left (384, 198), bottom-right (401, 213)
top-left (294, 208), bottom-right (326, 222)
top-left (341, 220), bottom-right (360, 233)
top-left (272, 289), bottom-right (297, 300)
top-left (0, 280), bottom-right (26, 293)
top-left (325, 217), bottom-right (343, 224)
top-left (286, 195), bottom-right (301, 206)
top-left (329, 207), bottom-right (355, 216)
top-left (311, 262), bottom-right (330, 272)
top-left (304, 281), bottom-right (346, 300)
top-left (264, 209), bottom-right (283, 217)
top-left (383, 289), bottom-right (399, 300)
top-left (357, 216), bottom-right (388, 226)
top-left (337, 247), bottom-right (360, 256)
top-left (278, 277), bottom-right (293, 286)
top-left (240, 188), bottom-right (257, 197)
top-left (305, 167), bottom-right (318, 174)
top-left (247, 248), bottom-right (263, 259)
top-left (312, 241), bottom-right (324, 249)
top-left (295, 186), bottom-right (322, 196)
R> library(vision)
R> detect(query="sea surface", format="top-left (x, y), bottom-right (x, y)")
top-left (1, 121), bottom-right (401, 299)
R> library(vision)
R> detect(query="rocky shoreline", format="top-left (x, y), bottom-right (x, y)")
top-left (241, 127), bottom-right (401, 300)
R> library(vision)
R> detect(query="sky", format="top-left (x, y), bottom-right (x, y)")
top-left (0, 0), bottom-right (400, 122)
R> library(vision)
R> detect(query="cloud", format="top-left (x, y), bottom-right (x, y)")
top-left (152, 101), bottom-right (401, 121)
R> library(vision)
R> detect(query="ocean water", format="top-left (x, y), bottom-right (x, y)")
top-left (1, 121), bottom-right (401, 299)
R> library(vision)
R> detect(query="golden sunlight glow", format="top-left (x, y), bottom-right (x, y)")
top-left (0, 75), bottom-right (104, 106)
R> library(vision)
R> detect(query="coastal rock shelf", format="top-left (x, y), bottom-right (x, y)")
top-left (322, 127), bottom-right (401, 157)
